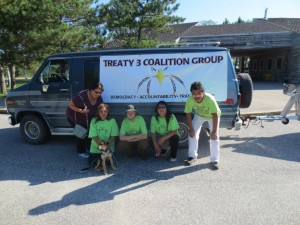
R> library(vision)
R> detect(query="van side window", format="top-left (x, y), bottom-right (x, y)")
top-left (37, 60), bottom-right (69, 83)
top-left (84, 60), bottom-right (99, 89)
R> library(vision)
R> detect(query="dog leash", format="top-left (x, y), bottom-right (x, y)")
top-left (110, 149), bottom-right (118, 168)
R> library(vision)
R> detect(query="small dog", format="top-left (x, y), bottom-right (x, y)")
top-left (94, 140), bottom-right (116, 175)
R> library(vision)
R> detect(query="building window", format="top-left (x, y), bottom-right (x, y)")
top-left (253, 60), bottom-right (257, 71)
top-left (259, 60), bottom-right (264, 71)
top-left (276, 58), bottom-right (282, 70)
top-left (267, 59), bottom-right (272, 71)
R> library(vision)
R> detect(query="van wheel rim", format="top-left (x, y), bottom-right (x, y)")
top-left (178, 122), bottom-right (189, 144)
top-left (24, 121), bottom-right (40, 140)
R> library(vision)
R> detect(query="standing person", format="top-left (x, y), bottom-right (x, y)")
top-left (66, 82), bottom-right (104, 158)
top-left (150, 101), bottom-right (180, 162)
top-left (88, 103), bottom-right (119, 167)
top-left (118, 104), bottom-right (148, 159)
top-left (184, 81), bottom-right (221, 170)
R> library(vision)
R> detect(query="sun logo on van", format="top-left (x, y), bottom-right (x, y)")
top-left (136, 67), bottom-right (187, 95)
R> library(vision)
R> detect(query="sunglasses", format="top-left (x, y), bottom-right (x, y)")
top-left (158, 105), bottom-right (166, 109)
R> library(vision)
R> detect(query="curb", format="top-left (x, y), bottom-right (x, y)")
top-left (0, 109), bottom-right (8, 114)
top-left (240, 109), bottom-right (296, 117)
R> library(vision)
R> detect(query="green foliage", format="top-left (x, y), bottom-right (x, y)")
top-left (123, 38), bottom-right (161, 48)
top-left (199, 20), bottom-right (218, 26)
top-left (98, 0), bottom-right (185, 45)
top-left (222, 17), bottom-right (251, 24)
top-left (0, 0), bottom-right (186, 94)
top-left (236, 16), bottom-right (245, 24)
top-left (0, 0), bottom-right (104, 71)
top-left (223, 18), bottom-right (230, 24)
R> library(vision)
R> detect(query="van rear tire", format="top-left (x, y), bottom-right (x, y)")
top-left (176, 115), bottom-right (189, 149)
top-left (20, 115), bottom-right (49, 144)
top-left (238, 73), bottom-right (253, 108)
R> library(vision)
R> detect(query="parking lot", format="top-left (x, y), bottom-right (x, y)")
top-left (0, 81), bottom-right (299, 225)
top-left (0, 112), bottom-right (300, 225)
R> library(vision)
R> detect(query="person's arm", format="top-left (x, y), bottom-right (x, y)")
top-left (119, 134), bottom-right (146, 142)
top-left (151, 133), bottom-right (161, 153)
top-left (108, 136), bottom-right (116, 147)
top-left (186, 112), bottom-right (194, 138)
top-left (68, 100), bottom-right (89, 114)
top-left (210, 113), bottom-right (219, 140)
top-left (92, 137), bottom-right (101, 145)
top-left (157, 130), bottom-right (177, 147)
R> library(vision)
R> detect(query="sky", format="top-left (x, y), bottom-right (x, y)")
top-left (99, 0), bottom-right (300, 24)
top-left (97, 0), bottom-right (300, 24)
top-left (174, 0), bottom-right (300, 24)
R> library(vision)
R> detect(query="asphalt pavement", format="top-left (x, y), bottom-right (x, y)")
top-left (1, 81), bottom-right (299, 225)
top-left (0, 81), bottom-right (293, 115)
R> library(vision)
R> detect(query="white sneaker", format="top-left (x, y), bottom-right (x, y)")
top-left (170, 157), bottom-right (177, 162)
top-left (78, 153), bottom-right (89, 158)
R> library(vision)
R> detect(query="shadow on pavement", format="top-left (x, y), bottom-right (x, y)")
top-left (0, 127), bottom-right (213, 215)
top-left (28, 161), bottom-right (212, 216)
top-left (252, 81), bottom-right (284, 90)
top-left (221, 132), bottom-right (300, 162)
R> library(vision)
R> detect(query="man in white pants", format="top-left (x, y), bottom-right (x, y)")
top-left (184, 81), bottom-right (221, 170)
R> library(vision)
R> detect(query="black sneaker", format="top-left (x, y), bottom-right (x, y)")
top-left (185, 157), bottom-right (197, 165)
top-left (211, 162), bottom-right (219, 170)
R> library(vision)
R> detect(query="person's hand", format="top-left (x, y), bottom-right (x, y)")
top-left (154, 144), bottom-right (161, 157)
top-left (157, 137), bottom-right (165, 147)
top-left (188, 127), bottom-right (195, 138)
top-left (81, 107), bottom-right (89, 114)
top-left (210, 131), bottom-right (218, 140)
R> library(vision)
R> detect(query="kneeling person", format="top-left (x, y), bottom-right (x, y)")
top-left (88, 103), bottom-right (119, 170)
top-left (118, 104), bottom-right (148, 159)
top-left (150, 101), bottom-right (179, 162)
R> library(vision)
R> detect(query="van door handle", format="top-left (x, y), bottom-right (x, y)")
top-left (60, 88), bottom-right (70, 92)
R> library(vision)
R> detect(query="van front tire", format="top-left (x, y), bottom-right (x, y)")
top-left (20, 115), bottom-right (49, 144)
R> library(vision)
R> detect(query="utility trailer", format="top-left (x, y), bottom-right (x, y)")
top-left (241, 83), bottom-right (300, 125)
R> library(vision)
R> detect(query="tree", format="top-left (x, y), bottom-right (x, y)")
top-left (236, 16), bottom-right (245, 24)
top-left (199, 20), bottom-right (217, 26)
top-left (223, 18), bottom-right (230, 24)
top-left (98, 0), bottom-right (185, 48)
top-left (0, 0), bottom-right (103, 93)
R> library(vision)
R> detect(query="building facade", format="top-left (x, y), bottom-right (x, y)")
top-left (165, 18), bottom-right (300, 83)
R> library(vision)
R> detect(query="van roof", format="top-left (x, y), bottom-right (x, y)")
top-left (48, 47), bottom-right (229, 59)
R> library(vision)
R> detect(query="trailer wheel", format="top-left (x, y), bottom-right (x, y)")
top-left (20, 115), bottom-right (49, 144)
top-left (238, 73), bottom-right (253, 108)
top-left (281, 118), bottom-right (289, 125)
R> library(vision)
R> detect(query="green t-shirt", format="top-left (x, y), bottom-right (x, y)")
top-left (150, 114), bottom-right (179, 135)
top-left (184, 93), bottom-right (221, 119)
top-left (120, 115), bottom-right (147, 136)
top-left (88, 117), bottom-right (119, 154)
